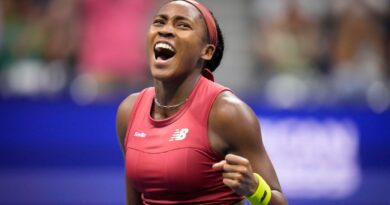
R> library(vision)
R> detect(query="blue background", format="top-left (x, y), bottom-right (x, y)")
top-left (1, 97), bottom-right (389, 205)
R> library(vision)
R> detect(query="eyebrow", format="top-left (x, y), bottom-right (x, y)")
top-left (154, 14), bottom-right (192, 22)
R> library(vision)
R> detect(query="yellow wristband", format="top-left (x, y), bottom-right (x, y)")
top-left (246, 173), bottom-right (272, 205)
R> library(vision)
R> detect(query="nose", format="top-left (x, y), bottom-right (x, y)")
top-left (157, 24), bottom-right (175, 38)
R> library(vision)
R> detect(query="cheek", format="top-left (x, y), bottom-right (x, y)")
top-left (146, 29), bottom-right (155, 59)
top-left (181, 34), bottom-right (204, 55)
top-left (146, 29), bottom-right (154, 47)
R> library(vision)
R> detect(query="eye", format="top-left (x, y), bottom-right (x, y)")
top-left (177, 22), bottom-right (191, 30)
top-left (153, 19), bottom-right (165, 26)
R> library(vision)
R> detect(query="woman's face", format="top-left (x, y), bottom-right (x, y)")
top-left (147, 1), bottom-right (210, 81)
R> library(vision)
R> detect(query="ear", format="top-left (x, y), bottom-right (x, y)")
top-left (201, 44), bottom-right (215, 61)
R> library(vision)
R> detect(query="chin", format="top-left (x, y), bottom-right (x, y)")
top-left (150, 66), bottom-right (175, 82)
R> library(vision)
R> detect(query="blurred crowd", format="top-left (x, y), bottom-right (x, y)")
top-left (0, 0), bottom-right (154, 104)
top-left (251, 0), bottom-right (390, 112)
top-left (0, 0), bottom-right (389, 112)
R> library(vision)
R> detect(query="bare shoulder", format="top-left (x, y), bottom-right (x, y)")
top-left (209, 91), bottom-right (261, 151)
top-left (117, 93), bottom-right (140, 122)
top-left (210, 91), bottom-right (259, 131)
top-left (116, 92), bottom-right (140, 153)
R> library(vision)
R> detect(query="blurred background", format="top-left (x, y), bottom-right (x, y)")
top-left (0, 0), bottom-right (389, 204)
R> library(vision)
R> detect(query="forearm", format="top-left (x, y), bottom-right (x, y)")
top-left (268, 190), bottom-right (288, 205)
top-left (125, 178), bottom-right (143, 205)
top-left (126, 191), bottom-right (143, 205)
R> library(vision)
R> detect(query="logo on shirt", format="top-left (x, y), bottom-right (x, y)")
top-left (134, 131), bottom-right (147, 138)
top-left (169, 128), bottom-right (189, 141)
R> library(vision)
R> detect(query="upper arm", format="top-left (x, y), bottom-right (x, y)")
top-left (116, 93), bottom-right (143, 204)
top-left (209, 92), bottom-right (282, 192)
top-left (116, 93), bottom-right (139, 155)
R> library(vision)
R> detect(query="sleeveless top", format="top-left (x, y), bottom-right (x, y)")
top-left (125, 76), bottom-right (244, 204)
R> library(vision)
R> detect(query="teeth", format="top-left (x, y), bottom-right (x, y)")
top-left (155, 42), bottom-right (174, 52)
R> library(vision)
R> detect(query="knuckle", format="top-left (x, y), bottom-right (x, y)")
top-left (242, 159), bottom-right (250, 166)
top-left (236, 174), bottom-right (244, 182)
top-left (231, 181), bottom-right (240, 188)
top-left (225, 154), bottom-right (233, 161)
top-left (223, 178), bottom-right (230, 185)
top-left (222, 172), bottom-right (229, 178)
top-left (231, 173), bottom-right (239, 181)
top-left (222, 163), bottom-right (228, 170)
top-left (239, 167), bottom-right (248, 173)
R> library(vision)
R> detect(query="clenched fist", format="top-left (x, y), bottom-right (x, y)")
top-left (212, 153), bottom-right (259, 196)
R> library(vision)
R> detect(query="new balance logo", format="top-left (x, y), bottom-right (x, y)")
top-left (134, 131), bottom-right (146, 138)
top-left (169, 128), bottom-right (189, 141)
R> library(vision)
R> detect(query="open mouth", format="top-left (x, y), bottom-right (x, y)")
top-left (154, 42), bottom-right (176, 61)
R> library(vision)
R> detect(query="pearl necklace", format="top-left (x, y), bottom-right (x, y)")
top-left (154, 97), bottom-right (187, 110)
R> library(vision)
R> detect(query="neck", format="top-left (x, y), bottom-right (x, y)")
top-left (154, 72), bottom-right (201, 107)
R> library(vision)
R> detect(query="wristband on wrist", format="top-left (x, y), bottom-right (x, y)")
top-left (246, 173), bottom-right (272, 205)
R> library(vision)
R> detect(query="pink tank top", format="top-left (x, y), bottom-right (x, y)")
top-left (125, 76), bottom-right (244, 204)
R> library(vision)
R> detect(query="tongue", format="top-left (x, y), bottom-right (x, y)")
top-left (157, 56), bottom-right (167, 61)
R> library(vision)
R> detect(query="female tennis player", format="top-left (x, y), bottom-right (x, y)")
top-left (116, 0), bottom-right (287, 204)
